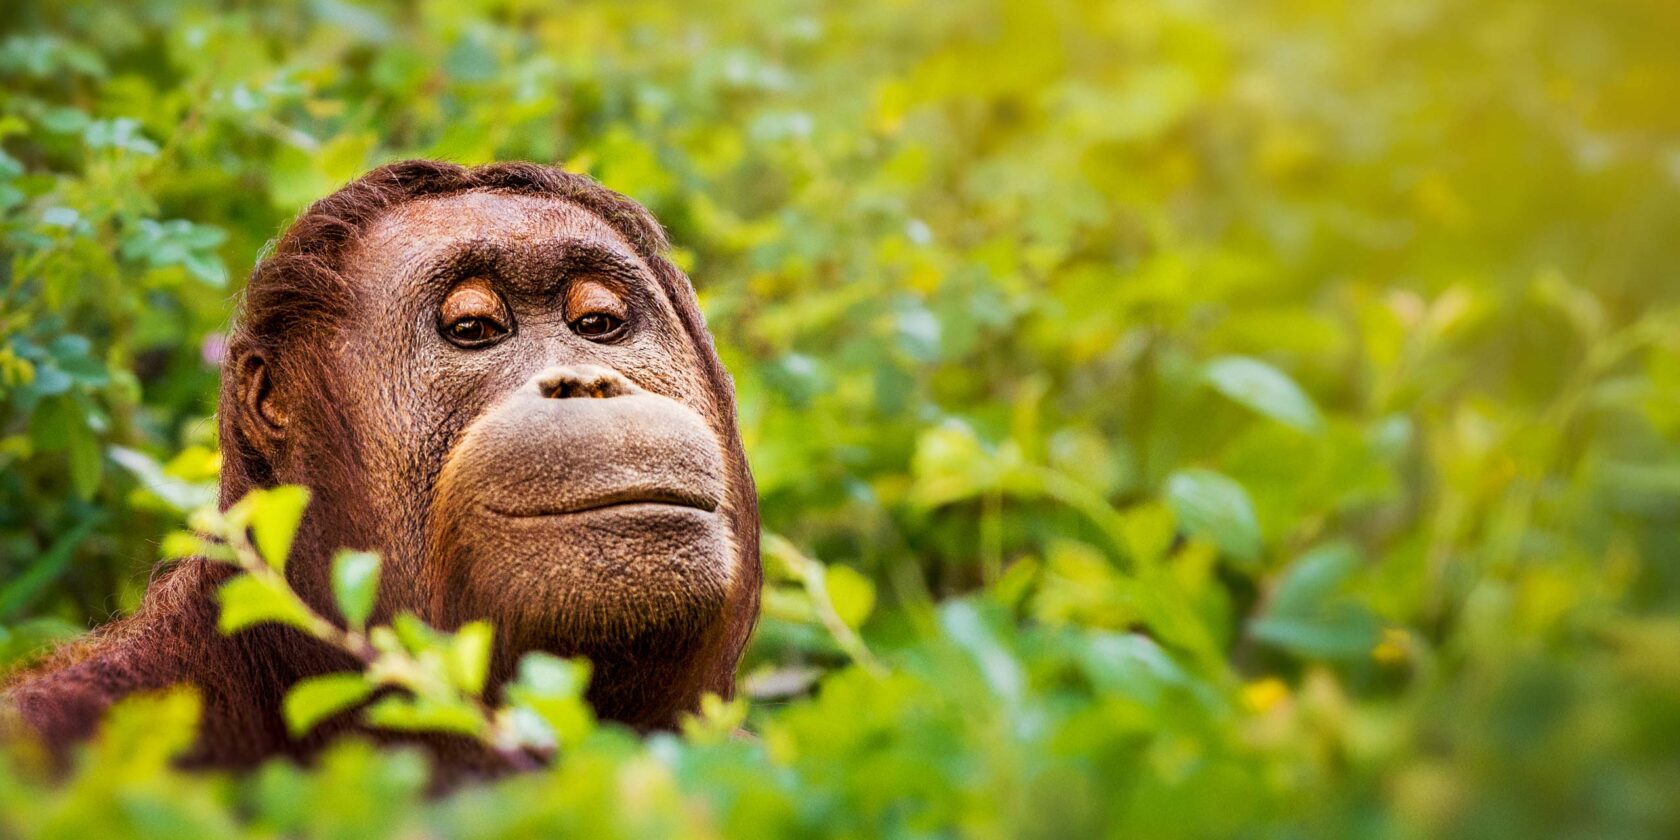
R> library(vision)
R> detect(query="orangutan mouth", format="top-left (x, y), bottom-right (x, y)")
top-left (486, 487), bottom-right (719, 519)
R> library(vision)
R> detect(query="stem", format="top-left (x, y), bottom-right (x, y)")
top-left (1030, 466), bottom-right (1135, 569)
top-left (766, 535), bottom-right (887, 678)
top-left (980, 490), bottom-right (1004, 585)
top-left (218, 524), bottom-right (543, 769)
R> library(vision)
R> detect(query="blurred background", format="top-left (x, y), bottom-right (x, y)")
top-left (2, 0), bottom-right (1680, 836)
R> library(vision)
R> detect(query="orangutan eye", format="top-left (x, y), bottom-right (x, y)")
top-left (446, 317), bottom-right (507, 346)
top-left (571, 313), bottom-right (625, 340)
top-left (439, 279), bottom-right (512, 349)
top-left (564, 279), bottom-right (630, 342)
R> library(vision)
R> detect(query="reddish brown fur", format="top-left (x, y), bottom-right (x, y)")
top-left (2, 161), bottom-right (761, 775)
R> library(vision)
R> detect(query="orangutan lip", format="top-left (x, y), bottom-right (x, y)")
top-left (487, 488), bottom-right (718, 518)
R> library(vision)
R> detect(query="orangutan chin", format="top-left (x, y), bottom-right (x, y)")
top-left (3, 161), bottom-right (761, 774)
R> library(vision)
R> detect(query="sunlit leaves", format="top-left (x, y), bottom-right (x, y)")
top-left (1165, 469), bottom-right (1262, 566)
top-left (1032, 539), bottom-right (1136, 629)
top-left (0, 35), bottom-right (106, 78)
top-left (108, 446), bottom-right (216, 512)
top-left (217, 575), bottom-right (315, 635)
top-left (284, 672), bottom-right (375, 737)
top-left (269, 132), bottom-right (377, 210)
top-left (249, 741), bottom-right (429, 839)
top-left (679, 693), bottom-right (749, 745)
top-left (22, 689), bottom-right (242, 837)
top-left (194, 489), bottom-right (547, 755)
top-left (504, 652), bottom-right (594, 748)
top-left (908, 421), bottom-right (1001, 509)
top-left (119, 219), bottom-right (228, 286)
top-left (387, 613), bottom-right (441, 656)
top-left (1201, 355), bottom-right (1323, 433)
top-left (1078, 632), bottom-right (1216, 713)
top-left (363, 695), bottom-right (486, 738)
top-left (823, 565), bottom-right (876, 630)
top-left (938, 601), bottom-right (1024, 705)
top-left (246, 485), bottom-right (310, 572)
top-left (82, 118), bottom-right (158, 154)
top-left (332, 550), bottom-right (381, 630)
top-left (447, 621), bottom-right (493, 698)
top-left (2, 0), bottom-right (1680, 835)
top-left (761, 534), bottom-right (886, 674)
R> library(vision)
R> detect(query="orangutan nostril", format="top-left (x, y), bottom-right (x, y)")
top-left (533, 364), bottom-right (639, 400)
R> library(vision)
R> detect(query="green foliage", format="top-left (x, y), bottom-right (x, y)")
top-left (1201, 355), bottom-right (1324, 433)
top-left (283, 673), bottom-right (374, 739)
top-left (244, 485), bottom-right (310, 573)
top-left (186, 487), bottom-right (592, 757)
top-left (1250, 542), bottom-right (1381, 661)
top-left (215, 574), bottom-right (315, 636)
top-left (330, 550), bottom-right (379, 630)
top-left (1164, 468), bottom-right (1263, 566)
top-left (4, 0), bottom-right (1680, 836)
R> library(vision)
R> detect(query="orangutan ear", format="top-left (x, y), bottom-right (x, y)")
top-left (235, 352), bottom-right (288, 450)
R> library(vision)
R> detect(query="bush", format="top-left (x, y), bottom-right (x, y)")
top-left (3, 0), bottom-right (1679, 836)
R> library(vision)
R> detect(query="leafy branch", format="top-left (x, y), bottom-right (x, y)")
top-left (166, 486), bottom-right (596, 770)
top-left (763, 534), bottom-right (887, 678)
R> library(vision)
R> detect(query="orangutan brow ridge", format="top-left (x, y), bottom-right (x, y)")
top-left (415, 238), bottom-right (652, 301)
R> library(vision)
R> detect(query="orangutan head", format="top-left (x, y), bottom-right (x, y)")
top-left (220, 161), bottom-right (759, 727)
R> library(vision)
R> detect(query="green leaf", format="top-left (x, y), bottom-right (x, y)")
top-left (1079, 633), bottom-right (1214, 712)
top-left (250, 485), bottom-right (310, 571)
top-left (939, 601), bottom-right (1024, 705)
top-left (284, 672), bottom-right (375, 737)
top-left (109, 446), bottom-right (216, 511)
top-left (331, 550), bottom-right (381, 629)
top-left (390, 612), bottom-right (442, 655)
top-left (86, 688), bottom-right (204, 778)
top-left (1118, 500), bottom-right (1176, 567)
top-left (909, 421), bottom-right (999, 509)
top-left (368, 625), bottom-right (403, 657)
top-left (447, 621), bottom-right (493, 697)
top-left (362, 695), bottom-right (485, 737)
top-left (162, 530), bottom-right (234, 563)
top-left (505, 652), bottom-right (594, 747)
top-left (218, 574), bottom-right (316, 635)
top-left (1251, 542), bottom-right (1381, 660)
top-left (680, 693), bottom-right (749, 745)
top-left (1250, 609), bottom-right (1381, 660)
top-left (510, 651), bottom-right (591, 700)
top-left (1165, 469), bottom-right (1262, 566)
top-left (38, 106), bottom-right (89, 134)
top-left (182, 251), bottom-right (226, 287)
top-left (160, 530), bottom-right (205, 560)
top-left (823, 564), bottom-right (876, 630)
top-left (1268, 542), bottom-right (1361, 616)
top-left (1202, 355), bottom-right (1323, 433)
top-left (0, 146), bottom-right (22, 179)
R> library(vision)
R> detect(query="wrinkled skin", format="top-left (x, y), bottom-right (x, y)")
top-left (3, 167), bottom-right (760, 777)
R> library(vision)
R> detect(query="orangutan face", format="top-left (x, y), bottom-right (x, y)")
top-left (244, 190), bottom-right (753, 723)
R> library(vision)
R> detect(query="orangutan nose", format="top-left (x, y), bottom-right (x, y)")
top-left (531, 364), bottom-right (643, 400)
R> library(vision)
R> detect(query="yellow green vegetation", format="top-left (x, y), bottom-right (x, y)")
top-left (3, 1), bottom-right (1679, 837)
